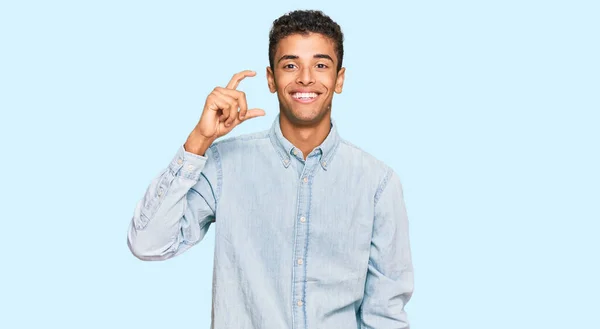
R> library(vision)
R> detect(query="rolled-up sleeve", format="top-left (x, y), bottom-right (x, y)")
top-left (127, 144), bottom-right (221, 261)
top-left (360, 169), bottom-right (414, 328)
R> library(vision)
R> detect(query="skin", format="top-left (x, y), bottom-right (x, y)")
top-left (267, 32), bottom-right (345, 158)
top-left (184, 32), bottom-right (345, 159)
top-left (184, 70), bottom-right (266, 155)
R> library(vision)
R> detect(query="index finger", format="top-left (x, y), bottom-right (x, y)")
top-left (226, 70), bottom-right (256, 89)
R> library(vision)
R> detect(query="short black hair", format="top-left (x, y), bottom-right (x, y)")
top-left (268, 10), bottom-right (344, 72)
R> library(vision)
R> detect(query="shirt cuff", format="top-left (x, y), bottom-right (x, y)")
top-left (168, 145), bottom-right (209, 181)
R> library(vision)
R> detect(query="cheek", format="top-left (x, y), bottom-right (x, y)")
top-left (273, 72), bottom-right (293, 89)
top-left (320, 74), bottom-right (337, 90)
top-left (276, 80), bottom-right (292, 94)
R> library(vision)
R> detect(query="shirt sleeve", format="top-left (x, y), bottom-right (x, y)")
top-left (127, 144), bottom-right (221, 261)
top-left (359, 169), bottom-right (414, 328)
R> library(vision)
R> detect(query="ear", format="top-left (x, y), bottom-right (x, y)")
top-left (334, 67), bottom-right (345, 94)
top-left (266, 66), bottom-right (277, 93)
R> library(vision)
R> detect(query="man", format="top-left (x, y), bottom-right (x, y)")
top-left (127, 9), bottom-right (414, 329)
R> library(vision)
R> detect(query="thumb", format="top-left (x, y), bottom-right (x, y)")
top-left (242, 108), bottom-right (266, 121)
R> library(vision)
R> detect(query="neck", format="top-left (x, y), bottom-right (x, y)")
top-left (279, 113), bottom-right (331, 160)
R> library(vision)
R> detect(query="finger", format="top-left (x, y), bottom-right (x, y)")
top-left (210, 96), bottom-right (231, 122)
top-left (216, 88), bottom-right (248, 120)
top-left (226, 70), bottom-right (256, 90)
top-left (207, 92), bottom-right (229, 113)
top-left (214, 89), bottom-right (239, 127)
top-left (241, 108), bottom-right (266, 121)
top-left (208, 92), bottom-right (233, 123)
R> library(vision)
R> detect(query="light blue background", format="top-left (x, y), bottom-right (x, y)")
top-left (1, 1), bottom-right (598, 328)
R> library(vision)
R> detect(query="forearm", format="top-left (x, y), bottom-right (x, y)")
top-left (359, 264), bottom-right (413, 328)
top-left (127, 145), bottom-right (214, 261)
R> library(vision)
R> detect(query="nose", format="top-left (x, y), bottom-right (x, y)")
top-left (296, 67), bottom-right (315, 85)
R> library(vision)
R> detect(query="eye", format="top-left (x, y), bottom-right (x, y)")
top-left (284, 63), bottom-right (297, 69)
top-left (316, 63), bottom-right (328, 69)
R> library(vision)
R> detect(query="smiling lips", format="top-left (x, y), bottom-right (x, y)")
top-left (291, 92), bottom-right (320, 104)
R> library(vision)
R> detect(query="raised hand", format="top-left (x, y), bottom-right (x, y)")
top-left (184, 70), bottom-right (266, 155)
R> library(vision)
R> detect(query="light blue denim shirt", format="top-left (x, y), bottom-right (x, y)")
top-left (127, 115), bottom-right (414, 329)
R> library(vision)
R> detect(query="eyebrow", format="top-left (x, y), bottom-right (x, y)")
top-left (277, 54), bottom-right (334, 63)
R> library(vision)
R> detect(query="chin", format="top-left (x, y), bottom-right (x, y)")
top-left (283, 106), bottom-right (329, 126)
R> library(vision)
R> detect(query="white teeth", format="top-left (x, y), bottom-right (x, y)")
top-left (292, 92), bottom-right (318, 99)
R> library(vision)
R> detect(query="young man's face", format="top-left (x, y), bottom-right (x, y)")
top-left (267, 32), bottom-right (345, 126)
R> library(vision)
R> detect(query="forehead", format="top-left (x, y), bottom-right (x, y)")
top-left (275, 32), bottom-right (337, 60)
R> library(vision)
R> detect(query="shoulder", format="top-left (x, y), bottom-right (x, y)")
top-left (337, 137), bottom-right (400, 194)
top-left (208, 129), bottom-right (271, 154)
top-left (338, 138), bottom-right (392, 172)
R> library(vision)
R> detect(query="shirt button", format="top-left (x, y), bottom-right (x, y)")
top-left (157, 188), bottom-right (163, 196)
top-left (293, 149), bottom-right (298, 155)
top-left (187, 164), bottom-right (194, 171)
top-left (300, 217), bottom-right (306, 223)
top-left (297, 300), bottom-right (303, 307)
top-left (302, 177), bottom-right (308, 183)
top-left (297, 258), bottom-right (303, 265)
top-left (177, 158), bottom-right (183, 165)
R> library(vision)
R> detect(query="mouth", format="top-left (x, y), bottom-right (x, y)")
top-left (291, 91), bottom-right (321, 104)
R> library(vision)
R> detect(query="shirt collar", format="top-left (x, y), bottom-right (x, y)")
top-left (269, 114), bottom-right (340, 170)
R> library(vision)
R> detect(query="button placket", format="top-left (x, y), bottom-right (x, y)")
top-left (292, 156), bottom-right (320, 328)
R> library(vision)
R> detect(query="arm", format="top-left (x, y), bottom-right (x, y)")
top-left (127, 70), bottom-right (264, 261)
top-left (359, 169), bottom-right (414, 328)
top-left (126, 144), bottom-right (221, 261)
